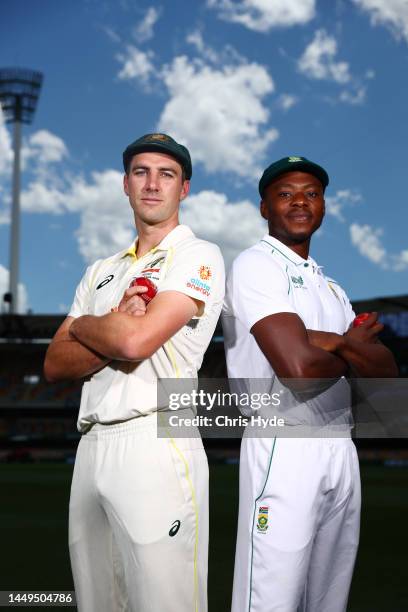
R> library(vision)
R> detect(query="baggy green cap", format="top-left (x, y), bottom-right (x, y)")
top-left (259, 156), bottom-right (329, 197)
top-left (123, 133), bottom-right (192, 179)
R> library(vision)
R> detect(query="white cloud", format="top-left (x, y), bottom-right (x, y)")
top-left (391, 250), bottom-right (408, 271)
top-left (350, 223), bottom-right (386, 265)
top-left (70, 170), bottom-right (134, 262)
top-left (180, 190), bottom-right (266, 267)
top-left (298, 29), bottom-right (351, 84)
top-left (24, 130), bottom-right (68, 165)
top-left (17, 166), bottom-right (133, 262)
top-left (350, 223), bottom-right (408, 270)
top-left (339, 86), bottom-right (367, 105)
top-left (158, 56), bottom-right (278, 179)
top-left (0, 112), bottom-right (68, 174)
top-left (18, 159), bottom-right (268, 268)
top-left (116, 45), bottom-right (155, 86)
top-left (133, 7), bottom-right (161, 43)
top-left (0, 264), bottom-right (29, 313)
top-left (208, 0), bottom-right (316, 32)
top-left (0, 115), bottom-right (71, 221)
top-left (352, 0), bottom-right (408, 43)
top-left (325, 189), bottom-right (362, 222)
top-left (277, 93), bottom-right (298, 111)
top-left (21, 181), bottom-right (71, 214)
top-left (186, 30), bottom-right (220, 63)
top-left (102, 25), bottom-right (121, 44)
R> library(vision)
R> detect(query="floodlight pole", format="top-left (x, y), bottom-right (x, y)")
top-left (9, 110), bottom-right (22, 314)
top-left (0, 68), bottom-right (43, 314)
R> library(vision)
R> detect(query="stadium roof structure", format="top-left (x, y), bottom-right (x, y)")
top-left (0, 314), bottom-right (64, 341)
top-left (0, 294), bottom-right (407, 342)
top-left (353, 294), bottom-right (408, 314)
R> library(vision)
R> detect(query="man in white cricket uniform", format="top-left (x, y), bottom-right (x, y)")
top-left (222, 156), bottom-right (397, 612)
top-left (44, 133), bottom-right (225, 612)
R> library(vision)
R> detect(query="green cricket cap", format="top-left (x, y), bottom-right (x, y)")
top-left (123, 133), bottom-right (192, 179)
top-left (259, 156), bottom-right (329, 197)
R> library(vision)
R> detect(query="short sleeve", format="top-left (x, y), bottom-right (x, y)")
top-left (226, 250), bottom-right (296, 331)
top-left (158, 241), bottom-right (225, 311)
top-left (68, 264), bottom-right (96, 319)
top-left (337, 284), bottom-right (355, 330)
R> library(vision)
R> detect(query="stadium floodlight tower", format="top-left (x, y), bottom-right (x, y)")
top-left (0, 68), bottom-right (43, 314)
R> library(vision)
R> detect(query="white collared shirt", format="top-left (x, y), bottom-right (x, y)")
top-left (222, 235), bottom-right (355, 428)
top-left (69, 225), bottom-right (225, 431)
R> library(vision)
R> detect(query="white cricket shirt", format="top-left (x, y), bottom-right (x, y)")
top-left (222, 235), bottom-right (355, 429)
top-left (69, 225), bottom-right (225, 432)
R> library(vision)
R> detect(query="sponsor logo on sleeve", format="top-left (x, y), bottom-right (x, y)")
top-left (186, 265), bottom-right (212, 296)
top-left (199, 265), bottom-right (212, 281)
top-left (187, 278), bottom-right (211, 296)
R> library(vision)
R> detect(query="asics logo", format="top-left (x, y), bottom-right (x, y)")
top-left (169, 520), bottom-right (181, 537)
top-left (96, 275), bottom-right (114, 290)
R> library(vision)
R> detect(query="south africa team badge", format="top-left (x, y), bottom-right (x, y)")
top-left (257, 506), bottom-right (269, 533)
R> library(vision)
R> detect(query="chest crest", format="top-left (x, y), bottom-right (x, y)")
top-left (138, 254), bottom-right (167, 283)
top-left (291, 275), bottom-right (307, 290)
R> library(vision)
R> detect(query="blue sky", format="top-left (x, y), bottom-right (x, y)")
top-left (0, 0), bottom-right (407, 313)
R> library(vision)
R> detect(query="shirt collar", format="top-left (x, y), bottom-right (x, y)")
top-left (259, 234), bottom-right (320, 270)
top-left (120, 224), bottom-right (195, 261)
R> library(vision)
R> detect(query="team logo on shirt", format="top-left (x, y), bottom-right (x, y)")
top-left (141, 255), bottom-right (166, 281)
top-left (199, 265), bottom-right (212, 281)
top-left (257, 506), bottom-right (269, 533)
top-left (291, 275), bottom-right (306, 289)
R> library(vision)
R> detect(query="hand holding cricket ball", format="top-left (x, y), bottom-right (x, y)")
top-left (348, 312), bottom-right (383, 343)
top-left (352, 312), bottom-right (371, 327)
top-left (111, 277), bottom-right (158, 315)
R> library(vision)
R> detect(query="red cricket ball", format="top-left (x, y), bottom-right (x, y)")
top-left (352, 312), bottom-right (371, 327)
top-left (130, 277), bottom-right (158, 304)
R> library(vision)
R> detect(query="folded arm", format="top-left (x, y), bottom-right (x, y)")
top-left (44, 316), bottom-right (111, 382)
top-left (44, 285), bottom-right (150, 382)
top-left (307, 313), bottom-right (398, 378)
top-left (251, 312), bottom-right (348, 391)
top-left (68, 290), bottom-right (200, 361)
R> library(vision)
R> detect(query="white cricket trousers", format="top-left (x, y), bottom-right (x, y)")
top-left (68, 415), bottom-right (208, 612)
top-left (232, 435), bottom-right (361, 612)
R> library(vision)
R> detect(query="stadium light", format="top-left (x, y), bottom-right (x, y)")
top-left (0, 67), bottom-right (43, 314)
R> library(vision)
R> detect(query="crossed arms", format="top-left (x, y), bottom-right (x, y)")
top-left (44, 286), bottom-right (201, 382)
top-left (252, 311), bottom-right (398, 382)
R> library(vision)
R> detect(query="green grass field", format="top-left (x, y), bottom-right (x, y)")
top-left (1, 462), bottom-right (407, 611)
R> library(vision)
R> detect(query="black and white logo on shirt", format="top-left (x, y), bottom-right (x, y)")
top-left (96, 275), bottom-right (114, 290)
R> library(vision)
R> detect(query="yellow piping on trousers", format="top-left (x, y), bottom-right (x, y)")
top-left (160, 265), bottom-right (200, 610)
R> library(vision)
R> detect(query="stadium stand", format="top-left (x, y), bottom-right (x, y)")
top-left (0, 296), bottom-right (407, 461)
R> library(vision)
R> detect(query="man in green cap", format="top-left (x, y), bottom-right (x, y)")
top-left (45, 133), bottom-right (225, 611)
top-left (223, 156), bottom-right (397, 611)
